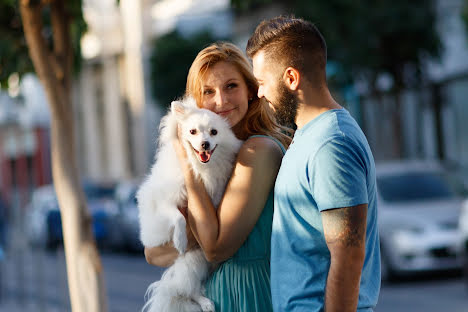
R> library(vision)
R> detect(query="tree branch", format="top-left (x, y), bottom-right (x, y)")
top-left (19, 0), bottom-right (55, 86)
top-left (50, 0), bottom-right (72, 90)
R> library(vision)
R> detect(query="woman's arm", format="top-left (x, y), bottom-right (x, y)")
top-left (174, 136), bottom-right (284, 263)
top-left (144, 243), bottom-right (179, 267)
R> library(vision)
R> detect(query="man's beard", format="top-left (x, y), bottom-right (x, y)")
top-left (271, 82), bottom-right (298, 128)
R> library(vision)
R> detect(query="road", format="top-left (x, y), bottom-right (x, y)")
top-left (0, 249), bottom-right (467, 311)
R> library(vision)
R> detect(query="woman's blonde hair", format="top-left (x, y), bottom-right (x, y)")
top-left (186, 42), bottom-right (292, 148)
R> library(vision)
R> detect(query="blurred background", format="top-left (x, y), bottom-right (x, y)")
top-left (0, 0), bottom-right (468, 311)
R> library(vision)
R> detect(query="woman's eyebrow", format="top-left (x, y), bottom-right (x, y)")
top-left (224, 78), bottom-right (240, 83)
top-left (203, 78), bottom-right (240, 89)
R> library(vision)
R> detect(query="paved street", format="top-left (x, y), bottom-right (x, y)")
top-left (376, 272), bottom-right (468, 312)
top-left (0, 248), bottom-right (165, 312)
top-left (0, 249), bottom-right (467, 311)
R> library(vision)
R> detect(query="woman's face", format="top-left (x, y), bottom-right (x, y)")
top-left (200, 61), bottom-right (250, 129)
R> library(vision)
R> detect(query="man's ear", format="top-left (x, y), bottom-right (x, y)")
top-left (283, 67), bottom-right (300, 91)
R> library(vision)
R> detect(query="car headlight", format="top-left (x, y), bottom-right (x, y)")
top-left (391, 227), bottom-right (425, 254)
top-left (459, 199), bottom-right (468, 238)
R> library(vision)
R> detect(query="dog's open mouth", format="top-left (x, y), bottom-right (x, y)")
top-left (193, 145), bottom-right (217, 163)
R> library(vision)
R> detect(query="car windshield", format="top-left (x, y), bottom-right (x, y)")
top-left (82, 183), bottom-right (115, 200)
top-left (377, 171), bottom-right (455, 203)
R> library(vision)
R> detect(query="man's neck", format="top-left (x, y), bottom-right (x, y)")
top-left (295, 86), bottom-right (342, 129)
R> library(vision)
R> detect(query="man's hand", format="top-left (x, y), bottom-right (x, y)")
top-left (321, 204), bottom-right (367, 312)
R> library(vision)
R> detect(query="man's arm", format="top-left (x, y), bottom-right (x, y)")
top-left (321, 203), bottom-right (367, 312)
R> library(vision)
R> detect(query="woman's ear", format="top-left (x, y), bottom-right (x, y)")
top-left (248, 92), bottom-right (254, 104)
top-left (283, 67), bottom-right (300, 91)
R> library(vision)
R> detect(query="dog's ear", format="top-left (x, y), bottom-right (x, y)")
top-left (172, 96), bottom-right (197, 120)
top-left (184, 96), bottom-right (197, 109)
top-left (171, 100), bottom-right (186, 120)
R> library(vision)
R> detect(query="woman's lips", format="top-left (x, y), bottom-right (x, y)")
top-left (216, 108), bottom-right (235, 116)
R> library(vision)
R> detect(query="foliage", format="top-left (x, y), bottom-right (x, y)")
top-left (294, 0), bottom-right (441, 90)
top-left (0, 0), bottom-right (86, 89)
top-left (0, 0), bottom-right (32, 88)
top-left (463, 0), bottom-right (468, 35)
top-left (231, 0), bottom-right (274, 12)
top-left (231, 0), bottom-right (441, 91)
top-left (149, 30), bottom-right (220, 108)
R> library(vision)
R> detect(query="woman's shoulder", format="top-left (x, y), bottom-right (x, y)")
top-left (236, 135), bottom-right (284, 166)
top-left (246, 135), bottom-right (285, 153)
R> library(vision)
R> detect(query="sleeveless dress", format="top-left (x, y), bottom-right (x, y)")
top-left (204, 135), bottom-right (286, 312)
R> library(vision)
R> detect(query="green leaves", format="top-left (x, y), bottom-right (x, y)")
top-left (0, 0), bottom-right (32, 88)
top-left (0, 0), bottom-right (86, 89)
top-left (149, 30), bottom-right (220, 108)
top-left (231, 0), bottom-right (441, 90)
top-left (230, 0), bottom-right (274, 12)
top-left (293, 0), bottom-right (441, 89)
top-left (462, 0), bottom-right (468, 34)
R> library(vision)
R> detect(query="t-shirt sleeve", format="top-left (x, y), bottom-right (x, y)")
top-left (309, 137), bottom-right (368, 211)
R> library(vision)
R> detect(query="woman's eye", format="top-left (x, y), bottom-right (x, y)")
top-left (210, 129), bottom-right (218, 136)
top-left (190, 129), bottom-right (197, 135)
top-left (203, 89), bottom-right (213, 95)
top-left (227, 83), bottom-right (237, 89)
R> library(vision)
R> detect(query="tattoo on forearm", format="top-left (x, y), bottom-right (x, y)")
top-left (322, 204), bottom-right (367, 248)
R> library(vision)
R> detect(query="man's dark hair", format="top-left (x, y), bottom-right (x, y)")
top-left (246, 16), bottom-right (327, 87)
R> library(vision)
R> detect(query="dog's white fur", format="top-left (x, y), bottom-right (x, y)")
top-left (137, 97), bottom-right (243, 312)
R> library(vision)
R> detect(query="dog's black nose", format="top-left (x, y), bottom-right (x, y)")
top-left (201, 141), bottom-right (210, 150)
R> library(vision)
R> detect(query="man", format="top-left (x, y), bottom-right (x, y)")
top-left (246, 16), bottom-right (381, 312)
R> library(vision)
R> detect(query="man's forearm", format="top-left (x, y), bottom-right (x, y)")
top-left (324, 252), bottom-right (364, 312)
top-left (321, 204), bottom-right (368, 311)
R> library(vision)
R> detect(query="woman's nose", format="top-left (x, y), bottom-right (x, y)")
top-left (214, 91), bottom-right (227, 107)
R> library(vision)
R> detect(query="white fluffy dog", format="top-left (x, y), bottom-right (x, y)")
top-left (137, 97), bottom-right (242, 312)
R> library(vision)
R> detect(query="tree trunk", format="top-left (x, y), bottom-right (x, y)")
top-left (19, 1), bottom-right (108, 311)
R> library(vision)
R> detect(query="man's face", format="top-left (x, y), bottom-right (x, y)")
top-left (252, 50), bottom-right (298, 126)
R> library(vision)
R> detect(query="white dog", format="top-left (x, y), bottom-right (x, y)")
top-left (137, 97), bottom-right (243, 312)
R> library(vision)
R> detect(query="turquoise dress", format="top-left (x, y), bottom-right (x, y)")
top-left (204, 136), bottom-right (285, 312)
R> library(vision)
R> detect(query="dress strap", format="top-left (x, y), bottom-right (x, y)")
top-left (248, 135), bottom-right (286, 155)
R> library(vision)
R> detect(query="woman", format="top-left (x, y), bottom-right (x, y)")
top-left (145, 42), bottom-right (291, 311)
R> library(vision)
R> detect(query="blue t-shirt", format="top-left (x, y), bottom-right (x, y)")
top-left (271, 108), bottom-right (380, 312)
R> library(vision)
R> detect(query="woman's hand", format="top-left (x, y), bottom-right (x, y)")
top-left (178, 205), bottom-right (199, 251)
top-left (145, 205), bottom-right (199, 267)
top-left (172, 126), bottom-right (191, 173)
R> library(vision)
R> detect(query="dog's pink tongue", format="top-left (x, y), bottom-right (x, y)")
top-left (199, 151), bottom-right (211, 163)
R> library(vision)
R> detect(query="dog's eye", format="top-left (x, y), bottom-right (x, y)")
top-left (190, 129), bottom-right (197, 135)
top-left (210, 129), bottom-right (218, 136)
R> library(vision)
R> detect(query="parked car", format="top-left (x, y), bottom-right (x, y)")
top-left (376, 161), bottom-right (463, 282)
top-left (26, 185), bottom-right (57, 248)
top-left (114, 180), bottom-right (143, 253)
top-left (458, 197), bottom-right (468, 286)
top-left (26, 182), bottom-right (120, 250)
